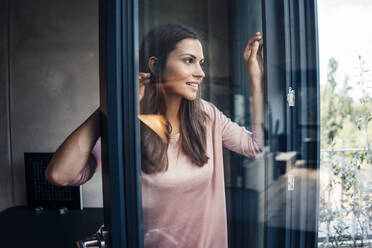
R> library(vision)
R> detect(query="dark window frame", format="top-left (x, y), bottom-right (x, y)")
top-left (99, 0), bottom-right (143, 247)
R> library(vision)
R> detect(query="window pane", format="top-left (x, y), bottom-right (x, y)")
top-left (318, 0), bottom-right (372, 246)
top-left (138, 0), bottom-right (264, 247)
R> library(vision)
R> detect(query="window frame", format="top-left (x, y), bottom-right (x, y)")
top-left (99, 0), bottom-right (143, 247)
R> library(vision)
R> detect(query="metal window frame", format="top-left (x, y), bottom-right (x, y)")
top-left (99, 0), bottom-right (142, 247)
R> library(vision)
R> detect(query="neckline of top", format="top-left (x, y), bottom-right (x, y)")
top-left (169, 132), bottom-right (180, 140)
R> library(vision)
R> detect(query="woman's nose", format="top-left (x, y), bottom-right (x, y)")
top-left (194, 64), bottom-right (205, 79)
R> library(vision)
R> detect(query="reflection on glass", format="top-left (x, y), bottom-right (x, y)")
top-left (138, 1), bottom-right (264, 246)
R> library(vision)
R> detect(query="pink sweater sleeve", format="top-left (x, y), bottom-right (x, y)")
top-left (68, 138), bottom-right (102, 186)
top-left (205, 101), bottom-right (264, 158)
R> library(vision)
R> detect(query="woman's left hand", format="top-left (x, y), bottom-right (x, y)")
top-left (243, 32), bottom-right (264, 82)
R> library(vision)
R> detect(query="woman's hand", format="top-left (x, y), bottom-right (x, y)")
top-left (243, 32), bottom-right (264, 84)
top-left (139, 72), bottom-right (151, 101)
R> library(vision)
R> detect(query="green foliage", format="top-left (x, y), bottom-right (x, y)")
top-left (319, 57), bottom-right (372, 247)
top-left (321, 57), bottom-right (372, 149)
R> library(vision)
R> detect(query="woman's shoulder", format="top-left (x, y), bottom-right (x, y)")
top-left (200, 99), bottom-right (235, 129)
top-left (200, 99), bottom-right (218, 115)
top-left (200, 99), bottom-right (224, 126)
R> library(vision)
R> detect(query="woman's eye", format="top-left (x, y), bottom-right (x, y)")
top-left (184, 58), bottom-right (193, 64)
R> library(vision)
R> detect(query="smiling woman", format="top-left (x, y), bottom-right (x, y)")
top-left (131, 24), bottom-right (264, 247)
top-left (45, 23), bottom-right (264, 247)
top-left (139, 24), bottom-right (210, 174)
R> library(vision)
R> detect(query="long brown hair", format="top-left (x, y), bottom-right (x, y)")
top-left (139, 24), bottom-right (209, 174)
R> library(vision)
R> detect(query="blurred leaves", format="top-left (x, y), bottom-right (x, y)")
top-left (319, 57), bottom-right (372, 247)
top-left (321, 57), bottom-right (371, 150)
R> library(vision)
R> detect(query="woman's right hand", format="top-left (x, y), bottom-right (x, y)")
top-left (139, 72), bottom-right (151, 101)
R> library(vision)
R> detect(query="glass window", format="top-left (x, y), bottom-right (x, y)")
top-left (318, 0), bottom-right (372, 247)
top-left (138, 0), bottom-right (265, 247)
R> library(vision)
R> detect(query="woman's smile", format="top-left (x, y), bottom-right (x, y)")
top-left (186, 81), bottom-right (200, 90)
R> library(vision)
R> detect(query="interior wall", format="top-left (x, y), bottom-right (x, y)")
top-left (0, 0), bottom-right (103, 211)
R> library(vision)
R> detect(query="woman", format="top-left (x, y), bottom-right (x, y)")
top-left (46, 24), bottom-right (264, 247)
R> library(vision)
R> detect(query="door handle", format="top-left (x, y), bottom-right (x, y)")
top-left (76, 225), bottom-right (110, 248)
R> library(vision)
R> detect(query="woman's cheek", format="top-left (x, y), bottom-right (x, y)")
top-left (175, 62), bottom-right (192, 78)
top-left (180, 68), bottom-right (193, 79)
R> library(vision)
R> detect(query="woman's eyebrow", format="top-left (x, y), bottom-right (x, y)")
top-left (181, 53), bottom-right (205, 60)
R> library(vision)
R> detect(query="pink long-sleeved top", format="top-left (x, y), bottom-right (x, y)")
top-left (69, 100), bottom-right (264, 248)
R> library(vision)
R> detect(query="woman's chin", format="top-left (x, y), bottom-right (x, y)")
top-left (184, 94), bottom-right (198, 101)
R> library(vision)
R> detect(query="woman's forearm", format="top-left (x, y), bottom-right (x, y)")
top-left (250, 77), bottom-right (264, 126)
top-left (45, 108), bottom-right (101, 186)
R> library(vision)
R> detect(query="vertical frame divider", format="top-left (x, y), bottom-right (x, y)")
top-left (100, 0), bottom-right (127, 246)
top-left (121, 0), bottom-right (143, 246)
top-left (99, 0), bottom-right (142, 247)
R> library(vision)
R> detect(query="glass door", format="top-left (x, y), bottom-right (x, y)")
top-left (138, 0), bottom-right (265, 247)
top-left (98, 0), bottom-right (320, 247)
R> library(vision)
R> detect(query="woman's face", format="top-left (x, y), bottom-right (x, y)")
top-left (161, 38), bottom-right (205, 101)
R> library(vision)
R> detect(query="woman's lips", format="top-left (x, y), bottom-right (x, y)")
top-left (186, 82), bottom-right (199, 89)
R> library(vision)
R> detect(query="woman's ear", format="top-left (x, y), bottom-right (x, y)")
top-left (148, 56), bottom-right (158, 74)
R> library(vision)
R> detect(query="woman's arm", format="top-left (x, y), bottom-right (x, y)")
top-left (45, 72), bottom-right (150, 186)
top-left (216, 32), bottom-right (264, 157)
top-left (244, 32), bottom-right (264, 127)
top-left (45, 108), bottom-right (101, 186)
